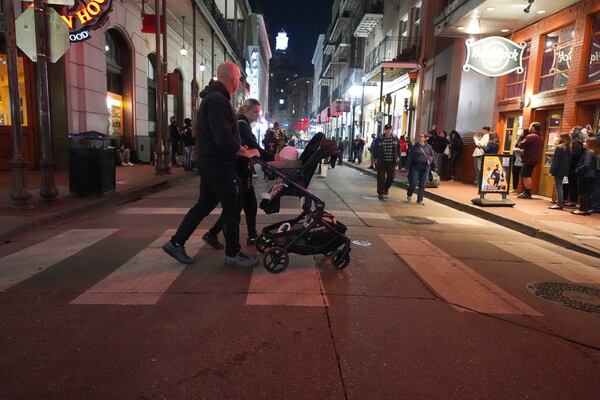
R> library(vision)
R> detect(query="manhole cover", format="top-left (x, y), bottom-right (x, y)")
top-left (527, 282), bottom-right (600, 314)
top-left (352, 240), bottom-right (372, 247)
top-left (393, 215), bottom-right (437, 225)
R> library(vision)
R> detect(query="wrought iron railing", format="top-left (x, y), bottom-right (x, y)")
top-left (364, 36), bottom-right (418, 75)
top-left (202, 0), bottom-right (245, 64)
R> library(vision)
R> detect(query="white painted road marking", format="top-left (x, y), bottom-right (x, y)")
top-left (71, 230), bottom-right (204, 305)
top-left (0, 229), bottom-right (117, 292)
top-left (492, 241), bottom-right (600, 284)
top-left (246, 254), bottom-right (327, 307)
top-left (381, 235), bottom-right (542, 316)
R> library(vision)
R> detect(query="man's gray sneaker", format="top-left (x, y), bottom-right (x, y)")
top-left (162, 241), bottom-right (194, 264)
top-left (224, 252), bottom-right (258, 268)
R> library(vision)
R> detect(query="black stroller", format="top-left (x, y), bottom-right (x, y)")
top-left (253, 132), bottom-right (351, 273)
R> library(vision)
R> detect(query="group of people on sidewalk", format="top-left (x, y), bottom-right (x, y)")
top-left (169, 116), bottom-right (196, 171)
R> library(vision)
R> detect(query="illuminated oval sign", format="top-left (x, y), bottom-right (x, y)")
top-left (61, 0), bottom-right (114, 43)
top-left (463, 36), bottom-right (526, 77)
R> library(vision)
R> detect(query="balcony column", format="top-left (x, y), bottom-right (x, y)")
top-left (378, 67), bottom-right (384, 136)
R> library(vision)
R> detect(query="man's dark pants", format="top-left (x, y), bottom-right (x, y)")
top-left (171, 157), bottom-right (241, 257)
top-left (208, 177), bottom-right (258, 239)
top-left (377, 160), bottom-right (396, 195)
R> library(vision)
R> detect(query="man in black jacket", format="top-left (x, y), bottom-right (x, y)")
top-left (373, 124), bottom-right (400, 199)
top-left (163, 62), bottom-right (260, 267)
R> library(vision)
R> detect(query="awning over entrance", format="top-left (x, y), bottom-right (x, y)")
top-left (435, 0), bottom-right (580, 38)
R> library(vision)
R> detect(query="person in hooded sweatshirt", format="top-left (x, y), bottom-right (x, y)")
top-left (162, 62), bottom-right (260, 267)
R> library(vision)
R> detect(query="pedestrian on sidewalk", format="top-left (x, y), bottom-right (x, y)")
top-left (181, 118), bottom-right (195, 171)
top-left (368, 133), bottom-right (377, 169)
top-left (373, 124), bottom-right (400, 199)
top-left (549, 133), bottom-right (571, 210)
top-left (517, 122), bottom-right (543, 199)
top-left (448, 130), bottom-right (462, 180)
top-left (352, 135), bottom-right (365, 164)
top-left (169, 116), bottom-right (181, 167)
top-left (329, 137), bottom-right (339, 168)
top-left (429, 127), bottom-right (447, 177)
top-left (472, 127), bottom-right (490, 185)
top-left (572, 136), bottom-right (599, 215)
top-left (341, 138), bottom-right (349, 165)
top-left (407, 132), bottom-right (436, 205)
top-left (511, 129), bottom-right (526, 193)
top-left (484, 132), bottom-right (500, 154)
top-left (162, 62), bottom-right (260, 267)
top-left (398, 134), bottom-right (409, 171)
top-left (204, 99), bottom-right (274, 246)
top-left (565, 126), bottom-right (585, 207)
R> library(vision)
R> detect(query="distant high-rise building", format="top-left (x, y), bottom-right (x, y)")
top-left (268, 30), bottom-right (299, 131)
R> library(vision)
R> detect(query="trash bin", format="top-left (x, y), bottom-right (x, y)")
top-left (69, 131), bottom-right (116, 195)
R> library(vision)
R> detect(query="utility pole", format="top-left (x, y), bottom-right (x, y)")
top-left (5, 0), bottom-right (32, 209)
top-left (154, 0), bottom-right (165, 175)
top-left (162, 0), bottom-right (171, 174)
top-left (33, 0), bottom-right (58, 202)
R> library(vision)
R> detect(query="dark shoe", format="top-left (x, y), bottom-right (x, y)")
top-left (517, 191), bottom-right (532, 199)
top-left (564, 202), bottom-right (577, 207)
top-left (246, 236), bottom-right (257, 246)
top-left (377, 195), bottom-right (385, 200)
top-left (548, 204), bottom-right (563, 210)
top-left (384, 190), bottom-right (389, 196)
top-left (162, 241), bottom-right (194, 264)
top-left (202, 233), bottom-right (224, 249)
top-left (224, 252), bottom-right (259, 268)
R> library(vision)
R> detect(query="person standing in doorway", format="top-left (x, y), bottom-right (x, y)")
top-left (517, 121), bottom-right (543, 199)
top-left (472, 126), bottom-right (490, 185)
top-left (373, 124), bottom-right (399, 199)
top-left (511, 129), bottom-right (527, 193)
top-left (565, 126), bottom-right (584, 207)
top-left (162, 62), bottom-right (260, 267)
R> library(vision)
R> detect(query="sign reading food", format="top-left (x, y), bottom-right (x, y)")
top-left (60, 0), bottom-right (114, 42)
top-left (463, 36), bottom-right (526, 77)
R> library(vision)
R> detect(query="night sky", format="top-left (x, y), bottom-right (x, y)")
top-left (248, 0), bottom-right (334, 76)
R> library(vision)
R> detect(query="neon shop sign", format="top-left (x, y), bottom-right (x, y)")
top-left (61, 0), bottom-right (114, 43)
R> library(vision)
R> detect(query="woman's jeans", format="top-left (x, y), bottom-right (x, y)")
top-left (554, 175), bottom-right (565, 206)
top-left (407, 162), bottom-right (429, 202)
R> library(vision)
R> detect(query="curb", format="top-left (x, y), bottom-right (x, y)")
top-left (344, 161), bottom-right (600, 259)
top-left (0, 172), bottom-right (196, 243)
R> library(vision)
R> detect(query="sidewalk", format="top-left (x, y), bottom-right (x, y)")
top-left (0, 164), bottom-right (196, 241)
top-left (344, 160), bottom-right (600, 259)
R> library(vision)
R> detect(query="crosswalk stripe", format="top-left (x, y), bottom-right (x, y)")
top-left (246, 254), bottom-right (327, 307)
top-left (381, 235), bottom-right (543, 316)
top-left (0, 229), bottom-right (117, 292)
top-left (492, 241), bottom-right (600, 284)
top-left (71, 229), bottom-right (204, 305)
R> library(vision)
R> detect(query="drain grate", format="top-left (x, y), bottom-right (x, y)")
top-left (393, 215), bottom-right (437, 225)
top-left (527, 282), bottom-right (600, 314)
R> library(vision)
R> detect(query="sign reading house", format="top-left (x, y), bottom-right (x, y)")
top-left (60, 0), bottom-right (114, 43)
top-left (463, 36), bottom-right (526, 77)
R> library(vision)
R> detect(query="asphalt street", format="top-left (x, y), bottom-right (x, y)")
top-left (1, 165), bottom-right (599, 399)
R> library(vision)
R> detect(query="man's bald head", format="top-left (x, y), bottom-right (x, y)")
top-left (217, 61), bottom-right (241, 94)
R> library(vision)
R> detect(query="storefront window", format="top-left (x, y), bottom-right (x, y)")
top-left (586, 14), bottom-right (600, 83)
top-left (539, 25), bottom-right (575, 92)
top-left (0, 54), bottom-right (28, 126)
top-left (504, 43), bottom-right (530, 99)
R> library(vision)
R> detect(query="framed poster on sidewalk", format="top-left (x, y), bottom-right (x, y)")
top-left (478, 154), bottom-right (512, 194)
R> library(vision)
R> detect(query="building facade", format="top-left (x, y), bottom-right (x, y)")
top-left (0, 0), bottom-right (255, 172)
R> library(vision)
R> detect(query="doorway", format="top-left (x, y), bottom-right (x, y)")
top-left (105, 29), bottom-right (133, 145)
top-left (533, 109), bottom-right (563, 197)
top-left (501, 113), bottom-right (523, 154)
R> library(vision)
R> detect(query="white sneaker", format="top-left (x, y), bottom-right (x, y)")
top-left (416, 201), bottom-right (425, 205)
top-left (127, 162), bottom-right (134, 166)
top-left (407, 195), bottom-right (412, 202)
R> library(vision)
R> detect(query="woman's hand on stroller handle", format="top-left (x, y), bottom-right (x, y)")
top-left (237, 146), bottom-right (260, 159)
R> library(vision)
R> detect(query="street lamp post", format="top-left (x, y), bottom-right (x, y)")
top-left (154, 0), bottom-right (165, 175)
top-left (162, 0), bottom-right (171, 174)
top-left (4, 0), bottom-right (32, 208)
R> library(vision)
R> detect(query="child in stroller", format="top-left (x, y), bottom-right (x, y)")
top-left (253, 132), bottom-right (351, 273)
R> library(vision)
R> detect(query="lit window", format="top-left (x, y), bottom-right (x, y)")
top-left (279, 99), bottom-right (284, 104)
top-left (587, 14), bottom-right (600, 83)
top-left (539, 25), bottom-right (574, 92)
top-left (504, 43), bottom-right (530, 99)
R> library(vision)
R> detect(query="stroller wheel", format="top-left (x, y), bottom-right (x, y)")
top-left (256, 235), bottom-right (271, 253)
top-left (332, 249), bottom-right (350, 269)
top-left (263, 247), bottom-right (289, 274)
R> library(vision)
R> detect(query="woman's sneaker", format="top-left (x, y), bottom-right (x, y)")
top-left (202, 233), bottom-right (224, 249)
top-left (224, 252), bottom-right (258, 268)
top-left (162, 241), bottom-right (194, 264)
top-left (246, 236), bottom-right (257, 246)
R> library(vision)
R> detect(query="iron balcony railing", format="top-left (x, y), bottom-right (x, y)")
top-left (364, 36), bottom-right (419, 75)
top-left (203, 0), bottom-right (245, 65)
